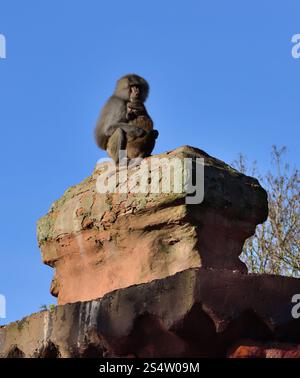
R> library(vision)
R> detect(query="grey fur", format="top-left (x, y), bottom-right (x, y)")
top-left (94, 74), bottom-right (158, 163)
top-left (95, 74), bottom-right (150, 150)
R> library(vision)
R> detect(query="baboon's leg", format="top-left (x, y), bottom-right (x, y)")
top-left (107, 128), bottom-right (127, 163)
top-left (140, 129), bottom-right (159, 157)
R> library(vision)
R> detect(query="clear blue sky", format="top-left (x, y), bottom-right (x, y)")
top-left (0, 0), bottom-right (300, 324)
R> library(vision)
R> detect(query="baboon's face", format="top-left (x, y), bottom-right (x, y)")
top-left (115, 74), bottom-right (149, 102)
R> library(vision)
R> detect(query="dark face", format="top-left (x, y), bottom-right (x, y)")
top-left (129, 85), bottom-right (141, 101)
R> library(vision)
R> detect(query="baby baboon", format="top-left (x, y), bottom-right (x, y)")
top-left (95, 74), bottom-right (158, 163)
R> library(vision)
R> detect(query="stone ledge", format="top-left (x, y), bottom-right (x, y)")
top-left (1, 268), bottom-right (299, 358)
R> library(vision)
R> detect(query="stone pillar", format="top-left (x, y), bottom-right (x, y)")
top-left (37, 146), bottom-right (268, 305)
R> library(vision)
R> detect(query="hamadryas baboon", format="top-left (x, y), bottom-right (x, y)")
top-left (94, 74), bottom-right (159, 163)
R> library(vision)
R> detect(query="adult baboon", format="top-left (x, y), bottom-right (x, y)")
top-left (94, 74), bottom-right (158, 163)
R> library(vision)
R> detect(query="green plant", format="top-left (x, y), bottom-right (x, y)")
top-left (39, 304), bottom-right (56, 312)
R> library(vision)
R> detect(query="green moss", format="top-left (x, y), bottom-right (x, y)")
top-left (37, 214), bottom-right (56, 244)
top-left (48, 304), bottom-right (56, 312)
top-left (155, 192), bottom-right (184, 206)
top-left (53, 186), bottom-right (76, 209)
top-left (17, 318), bottom-right (29, 332)
top-left (134, 195), bottom-right (148, 210)
top-left (105, 194), bottom-right (113, 211)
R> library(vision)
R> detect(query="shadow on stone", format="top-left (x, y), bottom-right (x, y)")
top-left (80, 344), bottom-right (104, 358)
top-left (117, 313), bottom-right (187, 358)
top-left (35, 341), bottom-right (61, 358)
top-left (171, 303), bottom-right (221, 357)
top-left (222, 309), bottom-right (273, 349)
top-left (6, 346), bottom-right (25, 358)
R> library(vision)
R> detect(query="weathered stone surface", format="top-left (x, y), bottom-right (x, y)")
top-left (228, 340), bottom-right (300, 358)
top-left (37, 146), bottom-right (268, 305)
top-left (1, 268), bottom-right (299, 358)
